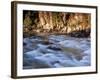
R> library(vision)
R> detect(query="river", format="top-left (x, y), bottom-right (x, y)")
top-left (23, 35), bottom-right (91, 69)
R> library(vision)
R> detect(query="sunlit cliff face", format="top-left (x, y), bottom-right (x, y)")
top-left (23, 11), bottom-right (91, 36)
top-left (66, 13), bottom-right (91, 33)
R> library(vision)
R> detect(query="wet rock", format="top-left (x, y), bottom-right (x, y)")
top-left (68, 29), bottom-right (90, 38)
top-left (41, 40), bottom-right (53, 45)
top-left (23, 42), bottom-right (27, 46)
top-left (47, 45), bottom-right (62, 51)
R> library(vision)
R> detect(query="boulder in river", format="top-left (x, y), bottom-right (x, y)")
top-left (47, 44), bottom-right (62, 51)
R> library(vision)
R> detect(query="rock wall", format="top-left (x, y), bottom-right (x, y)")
top-left (23, 11), bottom-right (91, 37)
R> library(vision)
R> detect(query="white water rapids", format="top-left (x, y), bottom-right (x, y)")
top-left (23, 35), bottom-right (91, 69)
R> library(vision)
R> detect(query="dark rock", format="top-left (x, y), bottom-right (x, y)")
top-left (23, 42), bottom-right (27, 46)
top-left (23, 44), bottom-right (37, 53)
top-left (68, 29), bottom-right (90, 38)
top-left (47, 45), bottom-right (62, 51)
top-left (41, 40), bottom-right (53, 45)
top-left (51, 61), bottom-right (60, 65)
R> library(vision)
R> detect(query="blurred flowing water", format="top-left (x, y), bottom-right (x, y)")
top-left (23, 35), bottom-right (91, 69)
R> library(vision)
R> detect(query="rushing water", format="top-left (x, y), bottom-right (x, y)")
top-left (23, 35), bottom-right (91, 69)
